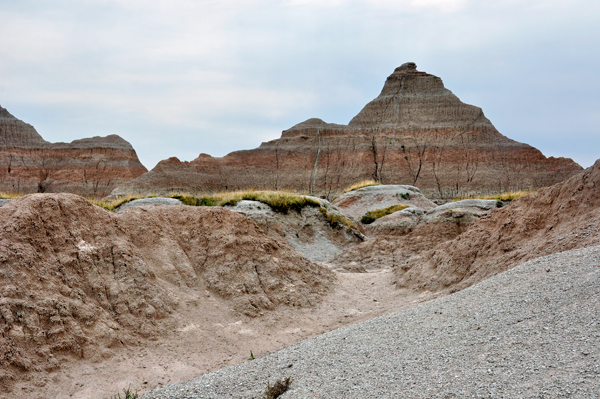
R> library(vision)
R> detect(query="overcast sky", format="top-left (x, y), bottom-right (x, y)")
top-left (1, 0), bottom-right (599, 169)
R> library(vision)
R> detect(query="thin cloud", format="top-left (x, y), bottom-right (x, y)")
top-left (0, 0), bottom-right (598, 169)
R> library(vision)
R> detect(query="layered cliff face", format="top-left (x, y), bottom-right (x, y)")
top-left (114, 63), bottom-right (582, 198)
top-left (0, 106), bottom-right (147, 196)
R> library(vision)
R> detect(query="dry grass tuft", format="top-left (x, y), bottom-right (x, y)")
top-left (361, 204), bottom-right (408, 224)
top-left (479, 190), bottom-right (537, 201)
top-left (89, 194), bottom-right (156, 211)
top-left (342, 180), bottom-right (381, 194)
top-left (0, 191), bottom-right (24, 199)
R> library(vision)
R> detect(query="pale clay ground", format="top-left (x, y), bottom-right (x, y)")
top-left (18, 267), bottom-right (436, 399)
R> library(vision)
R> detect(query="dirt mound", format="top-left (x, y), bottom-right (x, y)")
top-left (394, 159), bottom-right (600, 292)
top-left (0, 194), bottom-right (333, 394)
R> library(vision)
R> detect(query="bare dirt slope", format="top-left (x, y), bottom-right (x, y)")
top-left (0, 194), bottom-right (334, 396)
top-left (394, 159), bottom-right (600, 292)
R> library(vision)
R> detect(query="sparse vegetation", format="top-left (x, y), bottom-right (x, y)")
top-left (250, 350), bottom-right (255, 360)
top-left (89, 194), bottom-right (157, 211)
top-left (453, 189), bottom-right (537, 202)
top-left (361, 204), bottom-right (409, 224)
top-left (169, 193), bottom-right (217, 207)
top-left (262, 377), bottom-right (292, 399)
top-left (0, 191), bottom-right (23, 199)
top-left (108, 385), bottom-right (139, 399)
top-left (170, 190), bottom-right (321, 214)
top-left (400, 192), bottom-right (410, 200)
top-left (342, 180), bottom-right (381, 194)
top-left (479, 190), bottom-right (536, 201)
top-left (320, 207), bottom-right (357, 230)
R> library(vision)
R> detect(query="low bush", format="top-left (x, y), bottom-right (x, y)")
top-left (361, 204), bottom-right (408, 224)
top-left (262, 377), bottom-right (292, 399)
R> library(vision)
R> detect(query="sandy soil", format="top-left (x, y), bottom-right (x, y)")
top-left (17, 268), bottom-right (434, 399)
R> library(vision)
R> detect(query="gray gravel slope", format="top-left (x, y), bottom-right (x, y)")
top-left (144, 245), bottom-right (600, 399)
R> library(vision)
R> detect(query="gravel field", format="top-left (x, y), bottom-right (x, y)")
top-left (144, 245), bottom-right (600, 399)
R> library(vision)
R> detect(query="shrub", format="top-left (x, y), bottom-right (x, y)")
top-left (262, 377), bottom-right (292, 399)
top-left (361, 204), bottom-right (408, 224)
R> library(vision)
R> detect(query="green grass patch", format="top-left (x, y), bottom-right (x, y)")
top-left (169, 190), bottom-right (320, 214)
top-left (320, 207), bottom-right (357, 230)
top-left (361, 204), bottom-right (409, 224)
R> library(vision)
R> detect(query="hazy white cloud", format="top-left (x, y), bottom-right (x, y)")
top-left (0, 0), bottom-right (599, 169)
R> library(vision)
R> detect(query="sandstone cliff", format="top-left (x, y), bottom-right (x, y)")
top-left (113, 63), bottom-right (582, 198)
top-left (0, 106), bottom-right (147, 196)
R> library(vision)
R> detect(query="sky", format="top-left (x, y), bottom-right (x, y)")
top-left (1, 0), bottom-right (599, 170)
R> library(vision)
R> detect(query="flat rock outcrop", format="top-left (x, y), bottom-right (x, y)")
top-left (113, 63), bottom-right (582, 198)
top-left (0, 194), bottom-right (333, 393)
top-left (0, 106), bottom-right (147, 196)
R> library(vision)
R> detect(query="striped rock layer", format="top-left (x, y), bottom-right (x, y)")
top-left (115, 63), bottom-right (581, 198)
top-left (0, 106), bottom-right (147, 196)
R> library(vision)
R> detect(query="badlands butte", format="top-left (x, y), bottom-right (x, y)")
top-left (0, 64), bottom-right (599, 398)
top-left (1, 62), bottom-right (581, 198)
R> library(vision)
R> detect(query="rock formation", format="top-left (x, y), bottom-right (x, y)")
top-left (330, 185), bottom-right (501, 272)
top-left (113, 63), bottom-right (582, 198)
top-left (392, 158), bottom-right (600, 293)
top-left (0, 106), bottom-right (147, 196)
